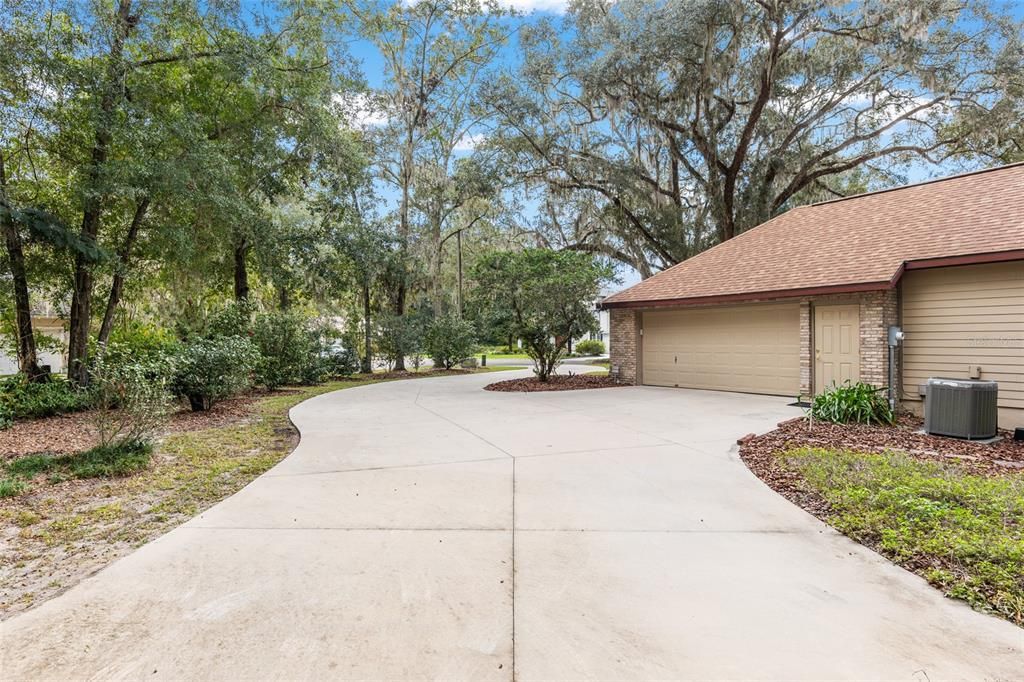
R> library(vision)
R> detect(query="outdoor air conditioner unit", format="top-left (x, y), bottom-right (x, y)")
top-left (924, 378), bottom-right (998, 440)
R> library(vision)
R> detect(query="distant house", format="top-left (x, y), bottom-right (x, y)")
top-left (586, 291), bottom-right (612, 345)
top-left (602, 163), bottom-right (1024, 429)
top-left (0, 308), bottom-right (69, 376)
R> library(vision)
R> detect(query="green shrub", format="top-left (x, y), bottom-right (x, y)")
top-left (575, 339), bottom-right (605, 356)
top-left (0, 375), bottom-right (91, 427)
top-left (251, 311), bottom-right (321, 389)
top-left (100, 323), bottom-right (181, 366)
top-left (425, 315), bottom-right (477, 370)
top-left (89, 348), bottom-right (172, 448)
top-left (171, 336), bottom-right (259, 411)
top-left (809, 381), bottom-right (894, 425)
top-left (204, 300), bottom-right (256, 338)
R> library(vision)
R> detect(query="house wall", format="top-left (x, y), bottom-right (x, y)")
top-left (901, 261), bottom-right (1024, 429)
top-left (609, 262), bottom-right (1023, 429)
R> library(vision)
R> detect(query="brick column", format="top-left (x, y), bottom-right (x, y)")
top-left (799, 301), bottom-right (812, 398)
top-left (859, 290), bottom-right (899, 389)
top-left (609, 308), bottom-right (639, 384)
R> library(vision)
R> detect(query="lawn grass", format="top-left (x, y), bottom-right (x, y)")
top-left (780, 447), bottom-right (1024, 625)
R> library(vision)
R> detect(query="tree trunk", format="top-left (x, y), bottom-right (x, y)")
top-left (0, 153), bottom-right (45, 382)
top-left (233, 239), bottom-right (250, 301)
top-left (429, 207), bottom-right (443, 317)
top-left (278, 285), bottom-right (290, 310)
top-left (67, 0), bottom-right (135, 385)
top-left (392, 124), bottom-right (415, 372)
top-left (98, 196), bottom-right (149, 346)
top-left (361, 280), bottom-right (372, 374)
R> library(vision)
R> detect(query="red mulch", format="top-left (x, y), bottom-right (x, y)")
top-left (485, 374), bottom-right (623, 392)
top-left (739, 415), bottom-right (1024, 516)
top-left (0, 412), bottom-right (98, 460)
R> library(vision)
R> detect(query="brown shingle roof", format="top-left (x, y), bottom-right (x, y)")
top-left (603, 163), bottom-right (1024, 308)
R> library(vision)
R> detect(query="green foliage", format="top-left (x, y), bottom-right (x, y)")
top-left (810, 381), bottom-right (894, 426)
top-left (204, 301), bottom-right (257, 340)
top-left (375, 312), bottom-right (425, 371)
top-left (0, 375), bottom-right (92, 428)
top-left (0, 205), bottom-right (110, 263)
top-left (575, 339), bottom-right (605, 356)
top-left (471, 249), bottom-right (614, 381)
top-left (781, 448), bottom-right (1024, 625)
top-left (250, 311), bottom-right (322, 390)
top-left (5, 441), bottom-right (153, 483)
top-left (171, 336), bottom-right (259, 411)
top-left (425, 315), bottom-right (477, 370)
top-left (105, 324), bottom-right (181, 365)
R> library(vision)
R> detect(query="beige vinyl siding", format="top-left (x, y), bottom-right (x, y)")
top-left (901, 261), bottom-right (1024, 428)
top-left (641, 303), bottom-right (800, 396)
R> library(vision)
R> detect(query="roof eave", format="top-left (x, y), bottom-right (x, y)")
top-left (600, 248), bottom-right (1024, 310)
top-left (599, 281), bottom-right (891, 310)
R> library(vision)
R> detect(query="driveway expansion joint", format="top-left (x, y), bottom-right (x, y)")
top-left (5, 372), bottom-right (1022, 680)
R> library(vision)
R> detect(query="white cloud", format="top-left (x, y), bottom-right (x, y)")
top-left (499, 0), bottom-right (569, 12)
top-left (333, 92), bottom-right (390, 129)
top-left (454, 132), bottom-right (487, 151)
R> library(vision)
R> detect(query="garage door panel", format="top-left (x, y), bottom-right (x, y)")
top-left (641, 304), bottom-right (800, 396)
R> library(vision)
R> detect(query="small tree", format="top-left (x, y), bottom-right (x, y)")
top-left (425, 315), bottom-right (476, 370)
top-left (89, 345), bottom-right (172, 448)
top-left (471, 249), bottom-right (613, 381)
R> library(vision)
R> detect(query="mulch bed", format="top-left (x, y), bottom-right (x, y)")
top-left (739, 414), bottom-right (1024, 517)
top-left (485, 374), bottom-right (623, 392)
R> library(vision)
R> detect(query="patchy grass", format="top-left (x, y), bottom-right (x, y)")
top-left (779, 447), bottom-right (1024, 626)
top-left (5, 441), bottom-right (152, 485)
top-left (0, 477), bottom-right (26, 498)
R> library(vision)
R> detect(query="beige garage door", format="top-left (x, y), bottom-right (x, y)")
top-left (642, 303), bottom-right (800, 395)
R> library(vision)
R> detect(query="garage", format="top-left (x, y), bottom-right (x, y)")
top-left (641, 303), bottom-right (800, 395)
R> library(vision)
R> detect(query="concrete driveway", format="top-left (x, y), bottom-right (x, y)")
top-left (2, 371), bottom-right (1021, 680)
